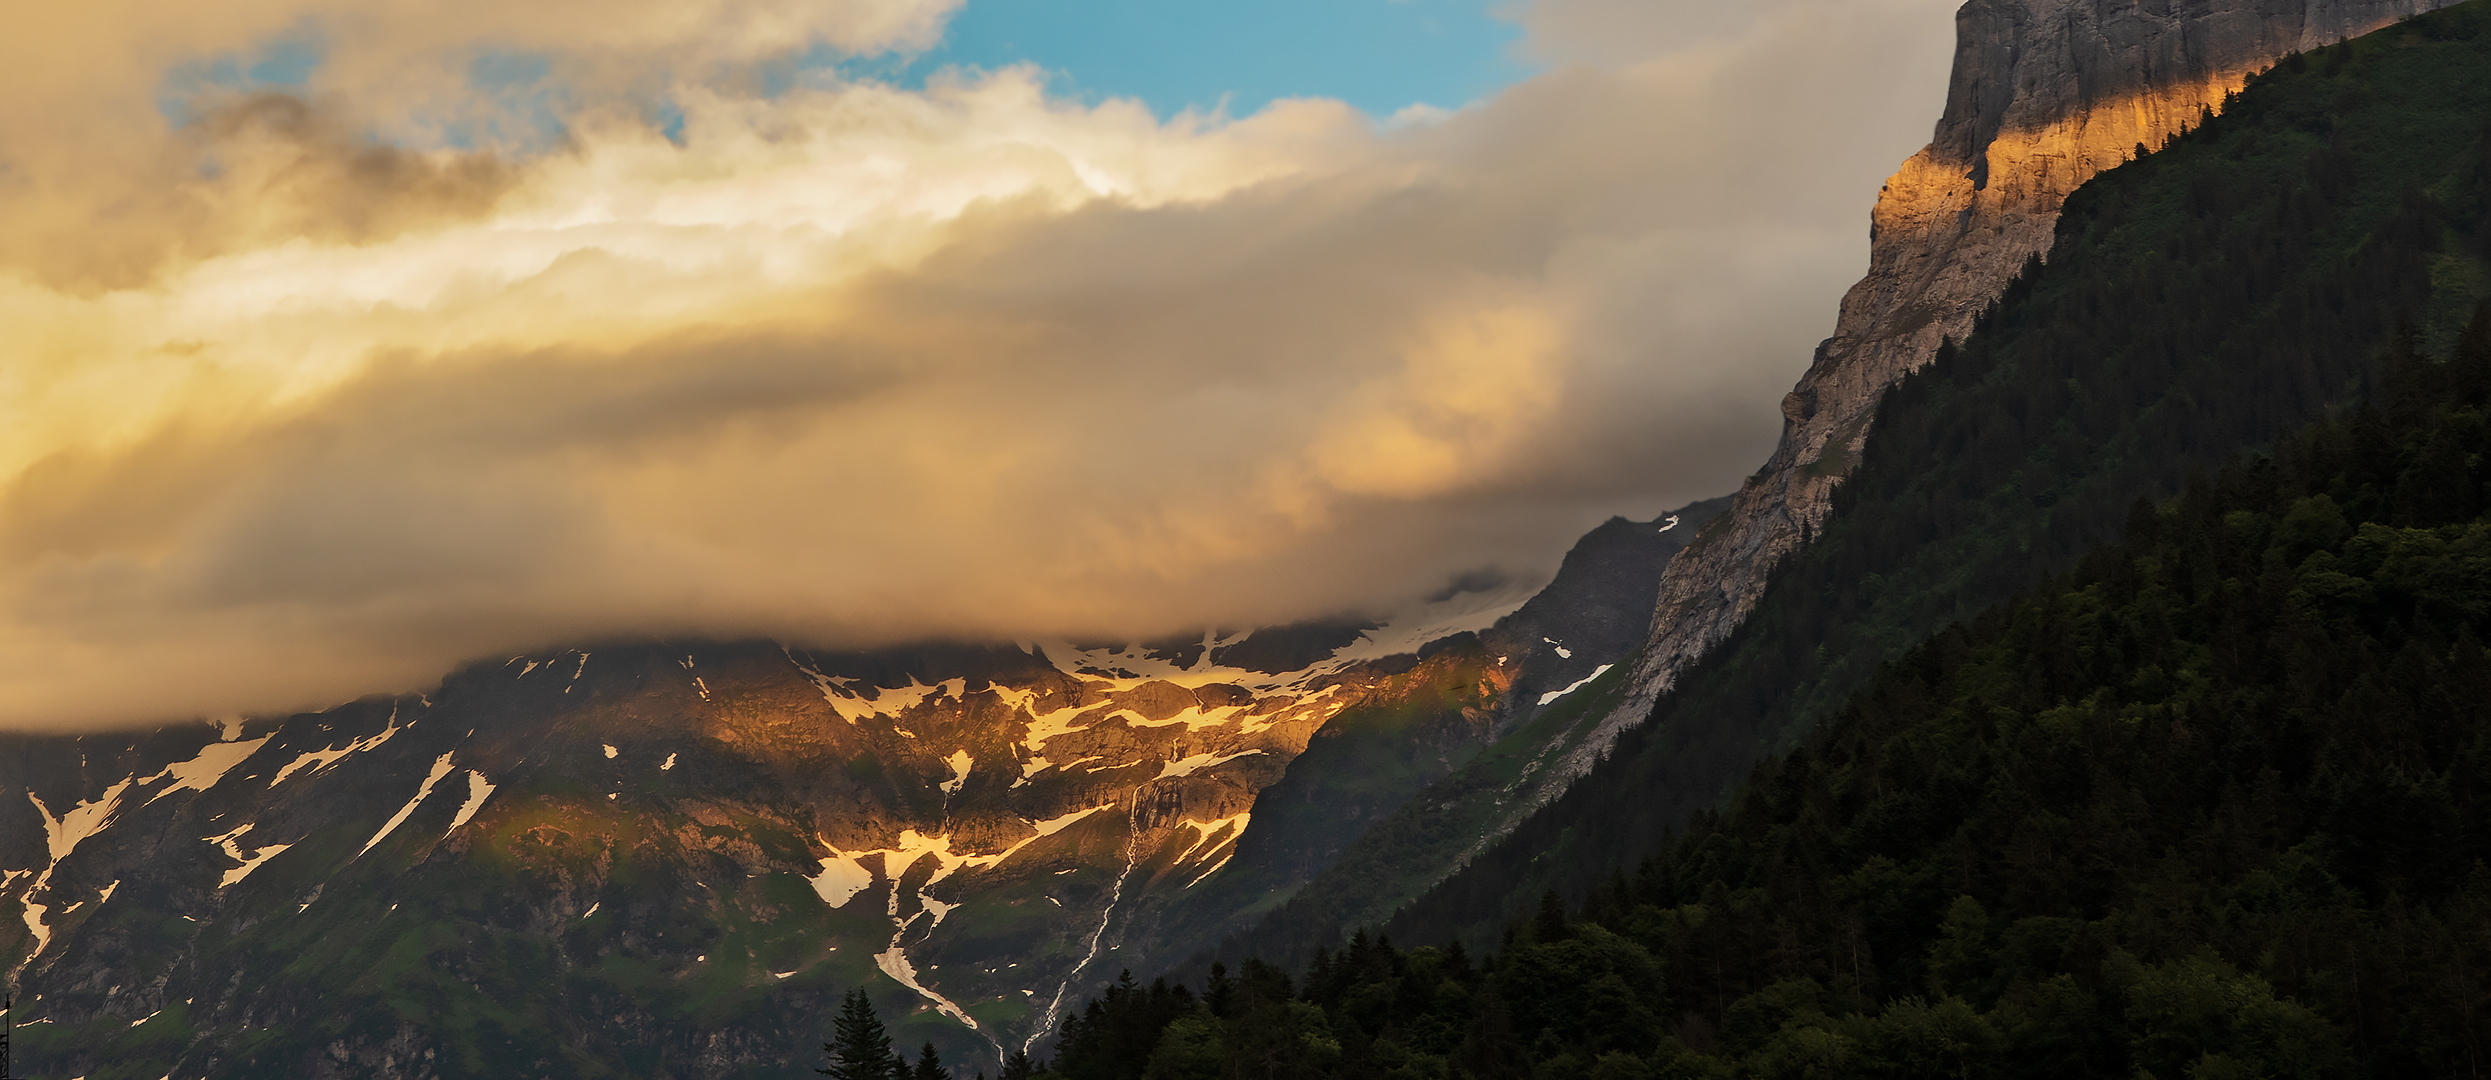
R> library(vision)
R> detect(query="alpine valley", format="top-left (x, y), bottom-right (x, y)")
top-left (16, 0), bottom-right (2491, 1077)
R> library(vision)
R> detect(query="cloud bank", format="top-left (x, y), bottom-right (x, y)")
top-left (0, 0), bottom-right (1957, 728)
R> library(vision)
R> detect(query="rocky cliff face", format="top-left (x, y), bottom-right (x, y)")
top-left (1594, 0), bottom-right (2460, 746)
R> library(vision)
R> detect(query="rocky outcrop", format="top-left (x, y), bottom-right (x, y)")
top-left (1591, 0), bottom-right (2460, 746)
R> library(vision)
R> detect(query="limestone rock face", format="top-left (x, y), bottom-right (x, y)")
top-left (1596, 0), bottom-right (2457, 750)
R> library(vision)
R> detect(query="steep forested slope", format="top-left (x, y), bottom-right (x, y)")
top-left (1351, 0), bottom-right (2491, 956)
top-left (1039, 213), bottom-right (2491, 1080)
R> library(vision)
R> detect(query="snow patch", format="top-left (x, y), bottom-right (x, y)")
top-left (808, 854), bottom-right (875, 908)
top-left (785, 651), bottom-right (865, 720)
top-left (442, 771), bottom-right (495, 842)
top-left (875, 944), bottom-right (979, 1030)
top-left (1537, 664), bottom-right (1614, 707)
top-left (1029, 804), bottom-right (1112, 839)
top-left (1015, 756), bottom-right (1054, 786)
top-left (602, 744), bottom-right (618, 759)
top-left (661, 752), bottom-right (677, 771)
top-left (1153, 749), bottom-right (1265, 781)
top-left (786, 650), bottom-right (962, 725)
top-left (1120, 703), bottom-right (1254, 732)
top-left (15, 892), bottom-right (49, 958)
top-left (939, 751), bottom-right (973, 796)
top-left (356, 753), bottom-right (456, 858)
top-left (141, 736), bottom-right (271, 804)
top-left (1175, 813), bottom-right (1250, 865)
top-left (271, 710), bottom-right (402, 786)
top-left (29, 779), bottom-right (131, 866)
top-left (829, 675), bottom-right (945, 724)
top-left (1658, 514), bottom-right (1681, 532)
top-left (812, 812), bottom-right (1105, 916)
top-left (206, 824), bottom-right (291, 889)
top-left (1186, 849), bottom-right (1239, 889)
top-left (1018, 708), bottom-right (1096, 753)
top-left (860, 678), bottom-right (945, 719)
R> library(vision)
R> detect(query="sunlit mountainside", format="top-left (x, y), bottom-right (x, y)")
top-left (0, 499), bottom-right (1718, 1076)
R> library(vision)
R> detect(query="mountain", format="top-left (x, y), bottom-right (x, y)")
top-left (1141, 500), bottom-right (1729, 974)
top-left (1371, 0), bottom-right (2491, 958)
top-left (1208, 0), bottom-right (2479, 975)
top-left (1601, 0), bottom-right (2464, 745)
top-left (0, 498), bottom-right (1721, 1079)
top-left (17, 0), bottom-right (2481, 1074)
top-left (1219, 0), bottom-right (2470, 970)
top-left (1044, 296), bottom-right (2491, 1079)
top-left (1032, 8), bottom-right (2491, 1076)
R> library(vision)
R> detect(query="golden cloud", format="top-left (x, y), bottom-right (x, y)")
top-left (0, 0), bottom-right (1960, 727)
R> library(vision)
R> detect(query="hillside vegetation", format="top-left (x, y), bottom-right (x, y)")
top-left (1370, 0), bottom-right (2491, 955)
top-left (1025, 3), bottom-right (2491, 1077)
top-left (1042, 231), bottom-right (2491, 1080)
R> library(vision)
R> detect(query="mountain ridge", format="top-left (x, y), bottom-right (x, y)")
top-left (0, 495), bottom-right (1723, 1078)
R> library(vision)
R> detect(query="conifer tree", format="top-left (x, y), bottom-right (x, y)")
top-left (1202, 962), bottom-right (1234, 1019)
top-left (820, 988), bottom-right (900, 1080)
top-left (1531, 889), bottom-right (1569, 943)
top-left (1000, 1047), bottom-right (1038, 1080)
top-left (910, 1040), bottom-right (946, 1080)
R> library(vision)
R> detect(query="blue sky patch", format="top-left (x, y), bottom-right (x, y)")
top-left (157, 0), bottom-right (1531, 139)
top-left (898, 0), bottom-right (1533, 118)
top-left (156, 29), bottom-right (323, 126)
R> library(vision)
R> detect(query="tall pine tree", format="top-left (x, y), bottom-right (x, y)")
top-left (820, 989), bottom-right (900, 1080)
top-left (910, 1040), bottom-right (946, 1080)
top-left (999, 1046), bottom-right (1039, 1080)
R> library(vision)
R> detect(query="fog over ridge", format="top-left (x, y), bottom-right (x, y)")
top-left (0, 0), bottom-right (1957, 728)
